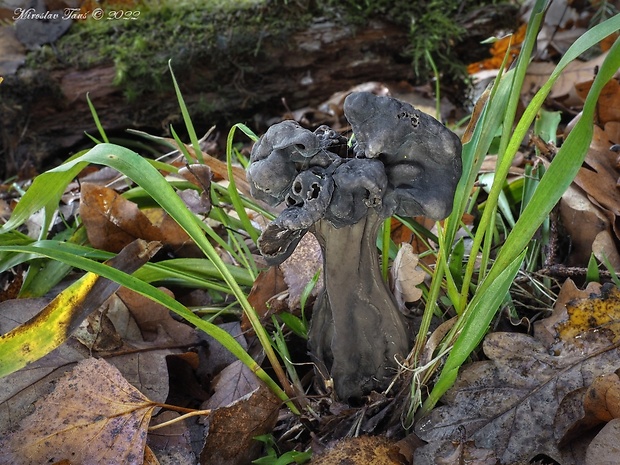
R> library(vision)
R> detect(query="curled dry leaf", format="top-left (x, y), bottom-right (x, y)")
top-left (560, 121), bottom-right (620, 268)
top-left (279, 231), bottom-right (323, 310)
top-left (585, 418), bottom-right (620, 465)
top-left (245, 265), bottom-right (288, 329)
top-left (0, 358), bottom-right (157, 465)
top-left (522, 52), bottom-right (610, 106)
top-left (80, 182), bottom-right (190, 253)
top-left (116, 286), bottom-right (198, 345)
top-left (556, 371), bottom-right (620, 447)
top-left (559, 184), bottom-right (613, 267)
top-left (176, 164), bottom-right (212, 216)
top-left (575, 78), bottom-right (620, 127)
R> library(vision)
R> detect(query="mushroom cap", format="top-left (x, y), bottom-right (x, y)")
top-left (248, 92), bottom-right (462, 263)
top-left (343, 91), bottom-right (462, 220)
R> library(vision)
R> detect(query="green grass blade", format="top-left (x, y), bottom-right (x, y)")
top-left (226, 123), bottom-right (261, 243)
top-left (421, 31), bottom-right (620, 415)
top-left (0, 242), bottom-right (291, 408)
top-left (168, 60), bottom-right (203, 164)
top-left (0, 159), bottom-right (87, 236)
top-left (420, 250), bottom-right (525, 414)
top-left (86, 92), bottom-right (109, 144)
top-left (0, 143), bottom-right (296, 411)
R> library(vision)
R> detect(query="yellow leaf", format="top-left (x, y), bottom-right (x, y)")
top-left (0, 358), bottom-right (156, 465)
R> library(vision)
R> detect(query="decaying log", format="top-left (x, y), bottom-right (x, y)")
top-left (0, 0), bottom-right (517, 178)
top-left (0, 16), bottom-right (412, 177)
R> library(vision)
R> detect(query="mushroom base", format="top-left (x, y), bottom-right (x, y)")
top-left (308, 209), bottom-right (410, 400)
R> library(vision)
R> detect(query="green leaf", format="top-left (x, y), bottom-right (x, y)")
top-left (421, 250), bottom-right (525, 413)
top-left (586, 253), bottom-right (600, 283)
top-left (278, 313), bottom-right (307, 340)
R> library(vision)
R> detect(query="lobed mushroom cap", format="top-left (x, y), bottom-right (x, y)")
top-left (248, 91), bottom-right (463, 264)
top-left (343, 91), bottom-right (462, 220)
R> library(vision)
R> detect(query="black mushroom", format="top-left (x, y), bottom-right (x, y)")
top-left (247, 91), bottom-right (463, 400)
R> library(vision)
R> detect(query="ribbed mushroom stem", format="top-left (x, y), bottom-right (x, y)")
top-left (308, 209), bottom-right (409, 400)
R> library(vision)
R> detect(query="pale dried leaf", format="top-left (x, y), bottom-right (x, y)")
top-left (204, 360), bottom-right (260, 410)
top-left (280, 232), bottom-right (323, 309)
top-left (556, 372), bottom-right (620, 447)
top-left (0, 358), bottom-right (156, 465)
top-left (573, 126), bottom-right (620, 219)
top-left (592, 230), bottom-right (620, 270)
top-left (147, 411), bottom-right (196, 464)
top-left (585, 418), bottom-right (620, 465)
top-left (197, 322), bottom-right (248, 380)
top-left (523, 52), bottom-right (609, 104)
top-left (559, 184), bottom-right (610, 267)
top-left (117, 287), bottom-right (198, 344)
top-left (391, 243), bottom-right (425, 311)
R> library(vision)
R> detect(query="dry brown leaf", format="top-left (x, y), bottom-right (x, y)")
top-left (391, 243), bottom-right (425, 312)
top-left (559, 122), bottom-right (620, 267)
top-left (412, 437), bottom-right (498, 465)
top-left (200, 361), bottom-right (280, 465)
top-left (559, 184), bottom-right (612, 267)
top-left (141, 208), bottom-right (194, 250)
top-left (205, 360), bottom-right (262, 409)
top-left (523, 52), bottom-right (609, 105)
top-left (147, 411), bottom-right (196, 464)
top-left (246, 234), bottom-right (323, 329)
top-left (310, 435), bottom-right (405, 465)
top-left (585, 418), bottom-right (620, 465)
top-left (79, 183), bottom-right (190, 253)
top-left (414, 331), bottom-right (620, 465)
top-left (116, 286), bottom-right (198, 344)
top-left (80, 182), bottom-right (163, 252)
top-left (74, 303), bottom-right (124, 352)
top-left (178, 164), bottom-right (212, 191)
top-left (573, 125), bottom-right (620, 219)
top-left (245, 265), bottom-right (288, 331)
top-left (197, 322), bottom-right (248, 381)
top-left (555, 371), bottom-right (620, 445)
top-left (592, 230), bottom-right (620, 270)
top-left (575, 78), bottom-right (620, 126)
top-left (143, 446), bottom-right (161, 465)
top-left (0, 358), bottom-right (156, 465)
